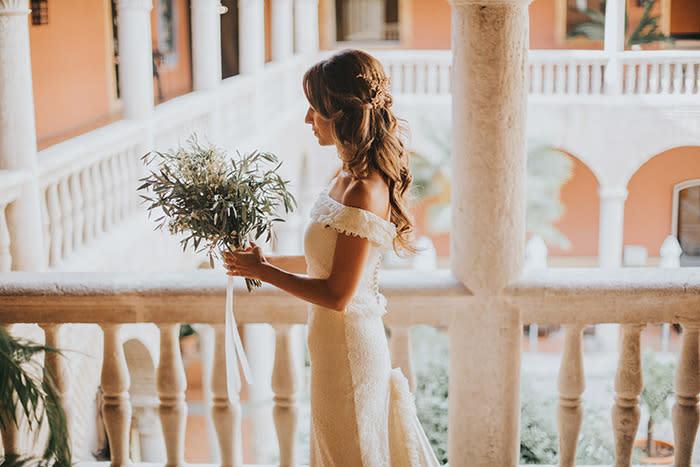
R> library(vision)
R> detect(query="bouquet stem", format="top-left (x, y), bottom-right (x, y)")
top-left (225, 276), bottom-right (253, 396)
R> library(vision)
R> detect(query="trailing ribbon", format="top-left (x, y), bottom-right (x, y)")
top-left (225, 275), bottom-right (253, 399)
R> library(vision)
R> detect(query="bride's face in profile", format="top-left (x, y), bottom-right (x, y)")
top-left (305, 106), bottom-right (334, 146)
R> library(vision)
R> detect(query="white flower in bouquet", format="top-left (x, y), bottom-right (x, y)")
top-left (138, 136), bottom-right (297, 291)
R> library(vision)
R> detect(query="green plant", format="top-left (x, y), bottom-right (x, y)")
top-left (410, 123), bottom-right (574, 249)
top-left (0, 327), bottom-right (71, 466)
top-left (568, 0), bottom-right (675, 47)
top-left (639, 350), bottom-right (676, 457)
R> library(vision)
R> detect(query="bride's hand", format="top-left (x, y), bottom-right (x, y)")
top-left (222, 242), bottom-right (269, 281)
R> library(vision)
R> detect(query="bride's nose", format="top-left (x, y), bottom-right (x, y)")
top-left (304, 107), bottom-right (313, 124)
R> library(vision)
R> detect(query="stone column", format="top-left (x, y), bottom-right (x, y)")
top-left (116, 0), bottom-right (155, 119)
top-left (0, 0), bottom-right (45, 271)
top-left (446, 1), bottom-right (530, 465)
top-left (604, 0), bottom-right (625, 94)
top-left (271, 0), bottom-right (294, 61)
top-left (191, 0), bottom-right (223, 91)
top-left (596, 186), bottom-right (627, 351)
top-left (238, 0), bottom-right (265, 75)
top-left (294, 0), bottom-right (319, 55)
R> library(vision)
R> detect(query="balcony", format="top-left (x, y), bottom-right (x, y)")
top-left (2, 0), bottom-right (700, 465)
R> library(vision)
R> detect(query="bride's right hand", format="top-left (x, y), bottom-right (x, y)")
top-left (222, 243), bottom-right (270, 280)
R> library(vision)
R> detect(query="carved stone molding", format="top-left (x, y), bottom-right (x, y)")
top-left (0, 0), bottom-right (29, 15)
top-left (115, 0), bottom-right (153, 11)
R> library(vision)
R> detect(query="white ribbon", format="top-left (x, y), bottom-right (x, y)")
top-left (225, 275), bottom-right (253, 400)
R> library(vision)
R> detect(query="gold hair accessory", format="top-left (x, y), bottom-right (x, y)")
top-left (356, 73), bottom-right (390, 110)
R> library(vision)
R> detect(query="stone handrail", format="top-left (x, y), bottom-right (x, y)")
top-left (2, 268), bottom-right (700, 465)
top-left (0, 170), bottom-right (32, 272)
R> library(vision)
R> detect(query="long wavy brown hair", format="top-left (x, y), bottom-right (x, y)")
top-left (303, 49), bottom-right (415, 254)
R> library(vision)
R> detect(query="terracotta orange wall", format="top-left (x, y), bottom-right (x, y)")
top-left (30, 0), bottom-right (113, 144)
top-left (550, 154), bottom-right (600, 256)
top-left (265, 0), bottom-right (273, 62)
top-left (671, 0), bottom-right (700, 34)
top-left (151, 0), bottom-right (193, 102)
top-left (624, 146), bottom-right (700, 255)
top-left (408, 0), bottom-right (451, 49)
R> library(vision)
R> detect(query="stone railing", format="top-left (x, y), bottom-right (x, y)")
top-left (29, 55), bottom-right (310, 271)
top-left (619, 50), bottom-right (700, 96)
top-left (2, 268), bottom-right (700, 466)
top-left (374, 49), bottom-right (700, 98)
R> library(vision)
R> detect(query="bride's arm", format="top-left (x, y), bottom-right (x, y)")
top-left (223, 234), bottom-right (371, 311)
top-left (265, 255), bottom-right (307, 274)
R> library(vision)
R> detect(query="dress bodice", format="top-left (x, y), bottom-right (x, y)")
top-left (304, 186), bottom-right (397, 317)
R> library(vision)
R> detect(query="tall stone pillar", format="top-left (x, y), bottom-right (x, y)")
top-left (271, 0), bottom-right (294, 61)
top-left (116, 0), bottom-right (154, 119)
top-left (447, 1), bottom-right (530, 465)
top-left (294, 0), bottom-right (319, 55)
top-left (604, 0), bottom-right (625, 94)
top-left (0, 0), bottom-right (45, 271)
top-left (238, 0), bottom-right (265, 75)
top-left (191, 0), bottom-right (223, 91)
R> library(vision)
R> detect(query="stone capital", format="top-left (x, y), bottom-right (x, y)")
top-left (115, 0), bottom-right (153, 11)
top-left (0, 0), bottom-right (29, 15)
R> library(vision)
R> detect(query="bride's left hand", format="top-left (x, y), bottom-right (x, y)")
top-left (222, 242), bottom-right (269, 281)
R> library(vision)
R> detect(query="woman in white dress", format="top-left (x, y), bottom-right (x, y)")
top-left (223, 49), bottom-right (441, 467)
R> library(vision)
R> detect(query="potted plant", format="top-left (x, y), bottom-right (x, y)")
top-left (0, 326), bottom-right (71, 465)
top-left (635, 350), bottom-right (676, 464)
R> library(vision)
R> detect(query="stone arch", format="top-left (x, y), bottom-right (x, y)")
top-left (123, 338), bottom-right (165, 462)
top-left (624, 146), bottom-right (700, 258)
top-left (548, 150), bottom-right (600, 258)
top-left (622, 138), bottom-right (700, 188)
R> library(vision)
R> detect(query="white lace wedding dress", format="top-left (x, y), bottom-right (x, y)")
top-left (304, 184), bottom-right (441, 467)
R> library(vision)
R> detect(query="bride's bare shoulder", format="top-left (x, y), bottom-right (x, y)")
top-left (340, 173), bottom-right (390, 219)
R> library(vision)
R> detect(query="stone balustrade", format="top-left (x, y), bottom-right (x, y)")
top-left (373, 49), bottom-right (700, 98)
top-left (0, 171), bottom-right (31, 272)
top-left (1, 268), bottom-right (700, 465)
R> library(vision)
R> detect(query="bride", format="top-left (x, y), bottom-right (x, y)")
top-left (223, 49), bottom-right (441, 466)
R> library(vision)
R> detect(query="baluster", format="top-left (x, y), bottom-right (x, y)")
top-left (101, 324), bottom-right (131, 465)
top-left (46, 183), bottom-right (63, 267)
top-left (427, 62), bottom-right (438, 94)
top-left (661, 62), bottom-right (672, 94)
top-left (92, 164), bottom-right (105, 235)
top-left (672, 323), bottom-right (700, 466)
top-left (624, 63), bottom-right (636, 95)
top-left (102, 159), bottom-right (116, 230)
top-left (649, 63), bottom-right (660, 94)
top-left (69, 173), bottom-right (84, 250)
top-left (543, 63), bottom-right (554, 94)
top-left (43, 324), bottom-right (71, 430)
top-left (440, 64), bottom-right (450, 95)
top-left (405, 63), bottom-right (415, 94)
top-left (272, 324), bottom-right (301, 467)
top-left (531, 63), bottom-right (543, 95)
top-left (211, 324), bottom-right (243, 466)
top-left (554, 64), bottom-right (565, 95)
top-left (581, 65), bottom-right (591, 95)
top-left (415, 62), bottom-right (426, 94)
top-left (567, 62), bottom-right (578, 95)
top-left (672, 62), bottom-right (683, 95)
top-left (683, 63), bottom-right (695, 96)
top-left (592, 63), bottom-right (603, 95)
top-left (612, 323), bottom-right (644, 467)
top-left (80, 168), bottom-right (95, 242)
top-left (39, 187), bottom-right (51, 265)
top-left (118, 151), bottom-right (131, 219)
top-left (0, 204), bottom-right (11, 271)
top-left (58, 178), bottom-right (73, 258)
top-left (557, 323), bottom-right (586, 467)
top-left (393, 63), bottom-right (404, 94)
top-left (157, 324), bottom-right (187, 466)
top-left (638, 62), bottom-right (648, 95)
top-left (0, 326), bottom-right (20, 455)
top-left (390, 325), bottom-right (416, 392)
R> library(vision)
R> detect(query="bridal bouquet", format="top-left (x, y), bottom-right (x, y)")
top-left (138, 136), bottom-right (296, 386)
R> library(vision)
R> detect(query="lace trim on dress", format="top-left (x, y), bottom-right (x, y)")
top-left (310, 189), bottom-right (397, 248)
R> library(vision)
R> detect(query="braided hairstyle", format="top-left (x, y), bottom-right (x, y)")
top-left (303, 49), bottom-right (415, 255)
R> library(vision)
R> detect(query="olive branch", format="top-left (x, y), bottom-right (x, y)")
top-left (138, 136), bottom-right (297, 291)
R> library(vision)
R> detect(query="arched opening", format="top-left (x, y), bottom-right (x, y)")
top-left (624, 146), bottom-right (700, 262)
top-left (673, 179), bottom-right (700, 266)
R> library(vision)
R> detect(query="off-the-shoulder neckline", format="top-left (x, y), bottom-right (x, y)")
top-left (322, 186), bottom-right (395, 229)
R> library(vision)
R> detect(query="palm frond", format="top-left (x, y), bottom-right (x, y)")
top-left (0, 327), bottom-right (72, 466)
